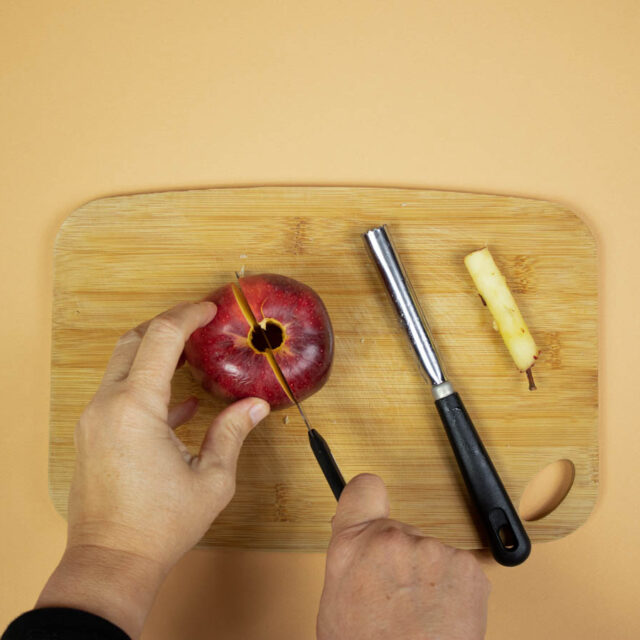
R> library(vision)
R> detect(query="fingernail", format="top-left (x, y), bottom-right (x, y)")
top-left (249, 400), bottom-right (270, 425)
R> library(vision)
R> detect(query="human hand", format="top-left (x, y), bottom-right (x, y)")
top-left (317, 474), bottom-right (490, 640)
top-left (37, 302), bottom-right (270, 638)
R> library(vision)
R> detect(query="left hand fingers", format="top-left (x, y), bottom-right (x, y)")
top-left (128, 301), bottom-right (216, 399)
top-left (167, 396), bottom-right (200, 429)
top-left (100, 319), bottom-right (152, 386)
top-left (196, 398), bottom-right (270, 472)
top-left (102, 315), bottom-right (190, 389)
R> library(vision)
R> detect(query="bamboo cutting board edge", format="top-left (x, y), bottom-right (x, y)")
top-left (49, 186), bottom-right (598, 550)
top-left (54, 184), bottom-right (602, 240)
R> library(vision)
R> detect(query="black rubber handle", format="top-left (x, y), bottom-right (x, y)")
top-left (308, 429), bottom-right (346, 500)
top-left (435, 392), bottom-right (531, 566)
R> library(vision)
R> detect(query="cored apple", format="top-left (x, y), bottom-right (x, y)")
top-left (185, 274), bottom-right (334, 409)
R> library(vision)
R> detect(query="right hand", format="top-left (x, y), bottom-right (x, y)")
top-left (317, 474), bottom-right (491, 640)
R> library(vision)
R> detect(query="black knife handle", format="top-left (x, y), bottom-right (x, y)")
top-left (308, 429), bottom-right (346, 500)
top-left (435, 392), bottom-right (531, 567)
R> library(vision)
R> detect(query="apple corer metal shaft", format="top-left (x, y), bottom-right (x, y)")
top-left (363, 225), bottom-right (531, 567)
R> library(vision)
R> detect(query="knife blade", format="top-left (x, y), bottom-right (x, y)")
top-left (233, 273), bottom-right (346, 499)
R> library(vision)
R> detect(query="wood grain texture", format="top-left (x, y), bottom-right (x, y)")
top-left (50, 187), bottom-right (598, 550)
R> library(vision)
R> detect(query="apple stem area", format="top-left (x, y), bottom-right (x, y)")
top-left (250, 320), bottom-right (284, 352)
top-left (526, 367), bottom-right (537, 391)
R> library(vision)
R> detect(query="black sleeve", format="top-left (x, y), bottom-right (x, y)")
top-left (2, 608), bottom-right (130, 640)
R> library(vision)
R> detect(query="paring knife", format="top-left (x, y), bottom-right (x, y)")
top-left (233, 274), bottom-right (346, 500)
top-left (363, 226), bottom-right (531, 567)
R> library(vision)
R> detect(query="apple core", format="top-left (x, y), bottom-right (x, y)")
top-left (248, 319), bottom-right (285, 353)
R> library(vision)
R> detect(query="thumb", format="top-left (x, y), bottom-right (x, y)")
top-left (331, 473), bottom-right (390, 535)
top-left (197, 397), bottom-right (270, 471)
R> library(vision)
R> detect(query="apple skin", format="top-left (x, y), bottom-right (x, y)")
top-left (185, 274), bottom-right (334, 409)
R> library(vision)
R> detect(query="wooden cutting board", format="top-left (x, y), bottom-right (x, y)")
top-left (50, 187), bottom-right (598, 550)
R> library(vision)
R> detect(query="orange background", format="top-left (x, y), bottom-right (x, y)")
top-left (1, 1), bottom-right (638, 638)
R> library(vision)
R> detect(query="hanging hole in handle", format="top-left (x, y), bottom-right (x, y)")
top-left (489, 508), bottom-right (519, 551)
top-left (498, 524), bottom-right (518, 550)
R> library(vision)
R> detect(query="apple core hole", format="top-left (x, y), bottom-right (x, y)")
top-left (519, 459), bottom-right (575, 521)
top-left (249, 320), bottom-right (284, 352)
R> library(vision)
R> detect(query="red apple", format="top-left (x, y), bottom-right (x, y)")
top-left (185, 274), bottom-right (334, 409)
